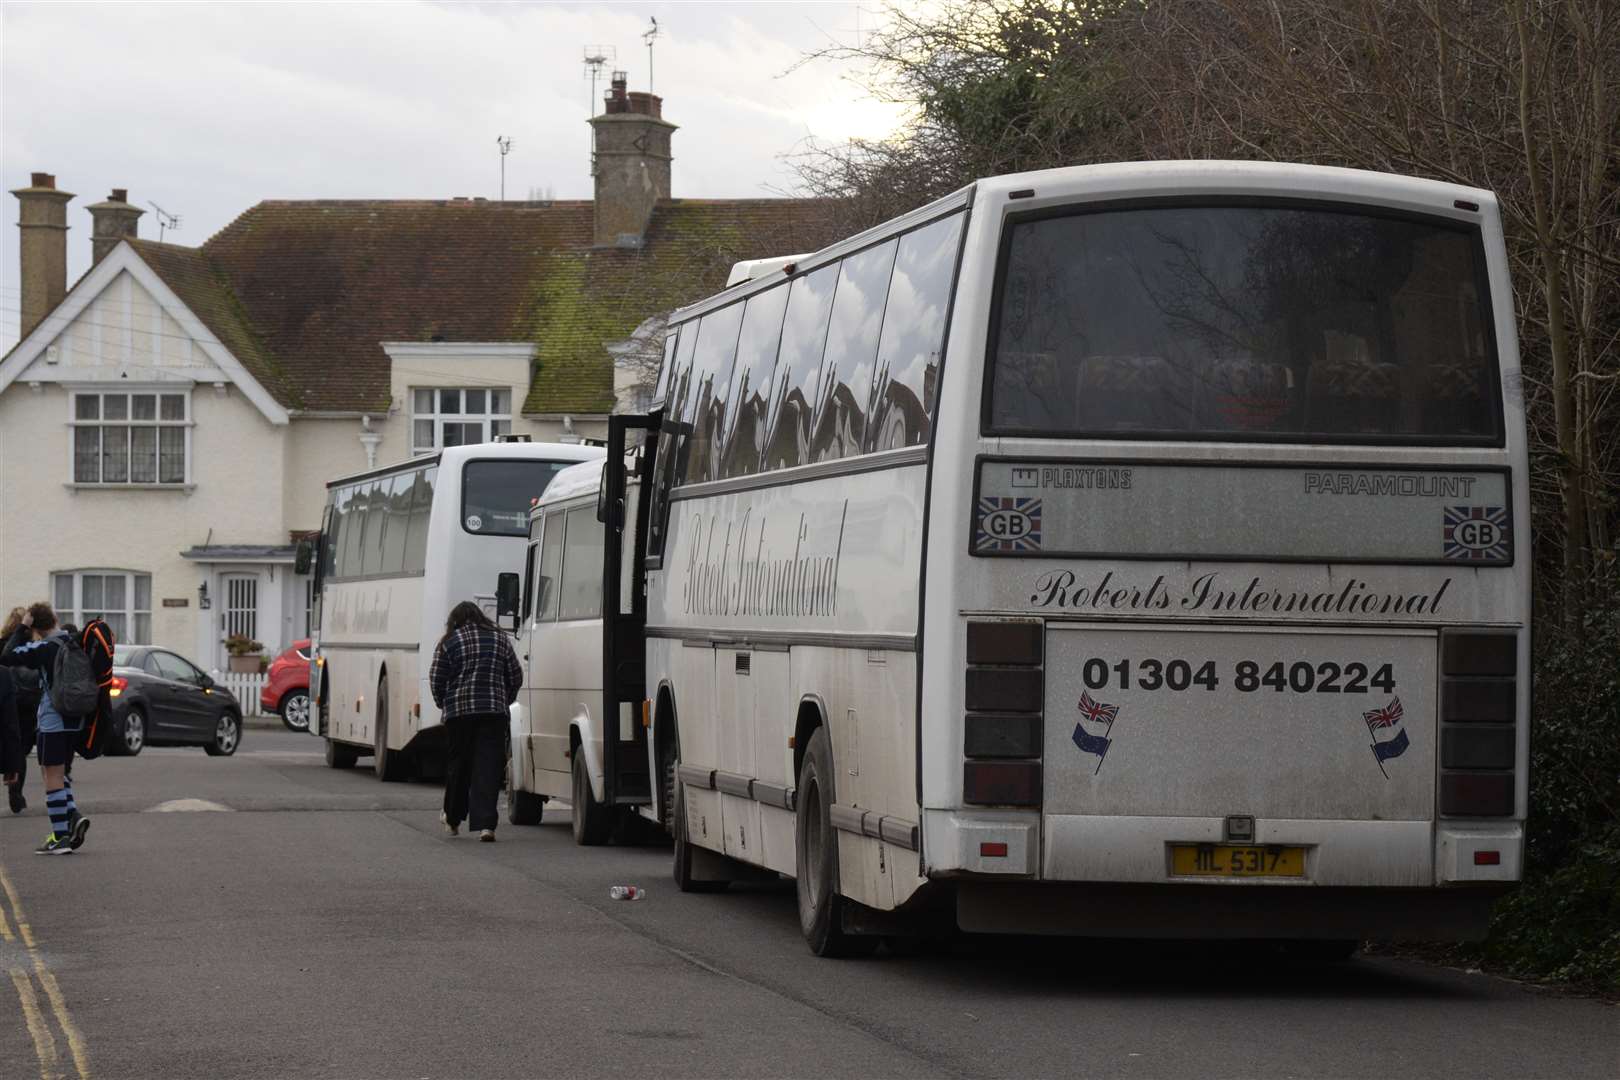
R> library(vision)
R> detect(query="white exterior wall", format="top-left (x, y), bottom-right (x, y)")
top-left (283, 417), bottom-right (369, 535)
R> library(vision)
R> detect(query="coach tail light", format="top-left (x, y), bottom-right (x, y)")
top-left (962, 621), bottom-right (1044, 808)
top-left (1438, 630), bottom-right (1517, 817)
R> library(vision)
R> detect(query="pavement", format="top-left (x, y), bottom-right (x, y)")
top-left (1, 730), bottom-right (1616, 1080)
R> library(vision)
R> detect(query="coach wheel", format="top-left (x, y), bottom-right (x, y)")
top-left (373, 675), bottom-right (407, 782)
top-left (325, 738), bottom-right (358, 769)
top-left (795, 727), bottom-right (878, 958)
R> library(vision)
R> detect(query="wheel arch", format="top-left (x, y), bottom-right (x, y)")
top-left (793, 694), bottom-right (828, 786)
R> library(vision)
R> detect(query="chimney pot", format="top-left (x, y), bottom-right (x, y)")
top-left (111, 188), bottom-right (128, 203)
top-left (30, 172), bottom-right (54, 188)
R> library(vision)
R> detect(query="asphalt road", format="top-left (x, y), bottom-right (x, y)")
top-left (1, 728), bottom-right (1615, 1080)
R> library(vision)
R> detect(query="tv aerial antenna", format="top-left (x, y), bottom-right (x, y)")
top-left (496, 135), bottom-right (513, 201)
top-left (149, 202), bottom-right (181, 244)
top-left (583, 45), bottom-right (615, 115)
top-left (642, 17), bottom-right (660, 94)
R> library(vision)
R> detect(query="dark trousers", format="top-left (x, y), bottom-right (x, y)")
top-left (444, 714), bottom-right (505, 832)
top-left (0, 669), bottom-right (21, 782)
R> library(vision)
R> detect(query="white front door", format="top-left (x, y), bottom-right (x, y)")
top-left (220, 573), bottom-right (260, 668)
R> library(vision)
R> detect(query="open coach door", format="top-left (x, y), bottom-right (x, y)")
top-left (599, 412), bottom-right (658, 811)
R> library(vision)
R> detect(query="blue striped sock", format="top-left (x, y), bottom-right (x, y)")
top-left (63, 786), bottom-right (77, 815)
top-left (46, 788), bottom-right (69, 838)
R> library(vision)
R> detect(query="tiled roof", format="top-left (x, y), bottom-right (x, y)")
top-left (126, 240), bottom-right (301, 409)
top-left (163, 197), bottom-right (843, 415)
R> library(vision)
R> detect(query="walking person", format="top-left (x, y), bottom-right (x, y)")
top-left (1, 605), bottom-right (42, 813)
top-left (430, 602), bottom-right (522, 842)
top-left (0, 666), bottom-right (22, 801)
top-left (0, 604), bottom-right (92, 854)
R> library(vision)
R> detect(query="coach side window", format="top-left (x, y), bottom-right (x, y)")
top-left (322, 497), bottom-right (343, 580)
top-left (360, 480), bottom-right (391, 576)
top-left (402, 467), bottom-right (435, 574)
top-left (535, 509), bottom-right (564, 621)
top-left (340, 483), bottom-right (369, 577)
top-left (762, 262), bottom-right (839, 472)
top-left (811, 239), bottom-right (899, 462)
top-left (379, 473), bottom-right (412, 574)
top-left (646, 324), bottom-right (694, 560)
top-left (559, 505), bottom-right (604, 620)
top-left (678, 303), bottom-right (746, 487)
top-left (720, 283), bottom-right (790, 479)
top-left (870, 213), bottom-right (963, 451)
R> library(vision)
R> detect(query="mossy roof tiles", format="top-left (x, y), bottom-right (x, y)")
top-left (125, 196), bottom-right (840, 415)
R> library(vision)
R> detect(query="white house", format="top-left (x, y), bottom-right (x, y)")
top-left (0, 81), bottom-right (836, 672)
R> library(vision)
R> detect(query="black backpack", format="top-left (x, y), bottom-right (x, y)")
top-left (74, 620), bottom-right (117, 760)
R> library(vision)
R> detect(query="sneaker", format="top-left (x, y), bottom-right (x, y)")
top-left (479, 829), bottom-right (496, 843)
top-left (68, 813), bottom-right (91, 850)
top-left (34, 834), bottom-right (72, 855)
top-left (440, 811), bottom-right (459, 837)
top-left (7, 785), bottom-right (23, 814)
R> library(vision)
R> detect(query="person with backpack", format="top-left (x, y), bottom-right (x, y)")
top-left (0, 603), bottom-right (96, 854)
top-left (429, 601), bottom-right (523, 842)
top-left (2, 605), bottom-right (44, 812)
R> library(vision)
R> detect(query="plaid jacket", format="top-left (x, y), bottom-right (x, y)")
top-left (429, 623), bottom-right (523, 722)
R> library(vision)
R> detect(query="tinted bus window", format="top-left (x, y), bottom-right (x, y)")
top-left (535, 510), bottom-right (564, 621)
top-left (321, 498), bottom-right (342, 580)
top-left (339, 484), bottom-right (368, 577)
top-left (762, 263), bottom-right (839, 471)
top-left (402, 467), bottom-right (435, 573)
top-left (678, 304), bottom-right (746, 487)
top-left (379, 473), bottom-right (411, 574)
top-left (989, 205), bottom-right (1499, 442)
top-left (360, 480), bottom-right (390, 576)
top-left (721, 284), bottom-right (791, 479)
top-left (870, 213), bottom-right (963, 451)
top-left (559, 505), bottom-right (604, 620)
top-left (462, 459), bottom-right (569, 537)
top-left (646, 325), bottom-right (696, 559)
top-left (811, 239), bottom-right (898, 462)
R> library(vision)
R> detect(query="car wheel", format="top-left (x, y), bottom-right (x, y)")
top-left (570, 746), bottom-right (611, 846)
top-left (796, 727), bottom-right (878, 958)
top-left (278, 689), bottom-right (311, 733)
top-left (121, 707), bottom-right (147, 757)
top-left (373, 675), bottom-right (407, 781)
top-left (325, 738), bottom-right (359, 769)
top-left (205, 711), bottom-right (241, 757)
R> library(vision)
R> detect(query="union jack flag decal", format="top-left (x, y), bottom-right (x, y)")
top-left (1443, 505), bottom-right (1511, 563)
top-left (1072, 690), bottom-right (1119, 774)
top-left (1362, 696), bottom-right (1409, 776)
top-left (975, 497), bottom-right (1042, 553)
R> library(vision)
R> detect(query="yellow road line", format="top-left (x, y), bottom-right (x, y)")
top-left (0, 862), bottom-right (89, 1079)
top-left (0, 897), bottom-right (14, 943)
top-left (10, 967), bottom-right (59, 1080)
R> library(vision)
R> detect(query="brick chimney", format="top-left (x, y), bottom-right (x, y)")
top-left (588, 72), bottom-right (677, 247)
top-left (10, 172), bottom-right (74, 340)
top-left (88, 188), bottom-right (143, 264)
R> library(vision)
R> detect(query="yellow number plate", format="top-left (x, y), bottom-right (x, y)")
top-left (1171, 844), bottom-right (1306, 878)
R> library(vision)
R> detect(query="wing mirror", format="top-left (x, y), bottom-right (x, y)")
top-left (495, 572), bottom-right (521, 630)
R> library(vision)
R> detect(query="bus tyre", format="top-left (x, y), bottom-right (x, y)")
top-left (373, 676), bottom-right (407, 782)
top-left (325, 738), bottom-right (358, 769)
top-left (506, 756), bottom-right (546, 826)
top-left (571, 748), bottom-right (611, 846)
top-left (795, 728), bottom-right (879, 958)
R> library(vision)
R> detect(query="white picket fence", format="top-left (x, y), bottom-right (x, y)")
top-left (213, 671), bottom-right (269, 718)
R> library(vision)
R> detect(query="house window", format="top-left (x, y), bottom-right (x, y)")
top-left (71, 392), bottom-right (189, 485)
top-left (52, 570), bottom-right (152, 644)
top-left (410, 388), bottom-right (512, 453)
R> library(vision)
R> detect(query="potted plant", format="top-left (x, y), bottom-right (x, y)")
top-left (225, 633), bottom-right (265, 673)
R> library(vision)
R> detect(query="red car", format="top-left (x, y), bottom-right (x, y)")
top-left (260, 639), bottom-right (312, 732)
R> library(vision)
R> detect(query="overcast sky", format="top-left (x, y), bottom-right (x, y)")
top-left (0, 0), bottom-right (906, 350)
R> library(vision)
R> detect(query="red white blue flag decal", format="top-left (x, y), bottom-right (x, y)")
top-left (975, 497), bottom-right (1042, 553)
top-left (1443, 505), bottom-right (1510, 562)
top-left (1072, 690), bottom-right (1119, 774)
top-left (1362, 696), bottom-right (1409, 778)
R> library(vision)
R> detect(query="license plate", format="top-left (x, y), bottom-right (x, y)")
top-left (1170, 844), bottom-right (1306, 878)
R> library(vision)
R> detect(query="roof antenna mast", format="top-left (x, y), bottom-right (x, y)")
top-left (583, 45), bottom-right (616, 178)
top-left (149, 202), bottom-right (181, 244)
top-left (496, 135), bottom-right (513, 201)
top-left (643, 17), bottom-right (660, 94)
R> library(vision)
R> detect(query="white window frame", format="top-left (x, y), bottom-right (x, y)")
top-left (67, 388), bottom-right (193, 487)
top-left (51, 569), bottom-right (154, 644)
top-left (409, 387), bottom-right (513, 453)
